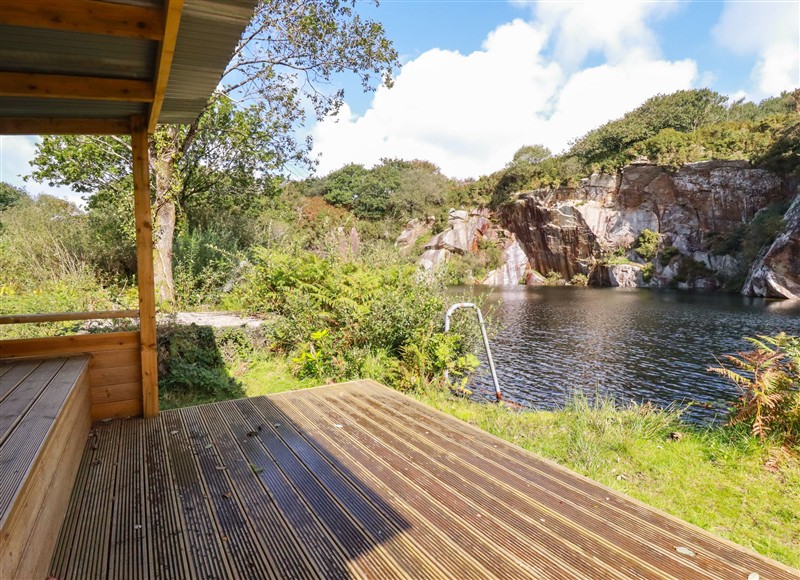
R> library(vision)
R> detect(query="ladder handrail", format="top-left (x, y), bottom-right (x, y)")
top-left (444, 302), bottom-right (502, 403)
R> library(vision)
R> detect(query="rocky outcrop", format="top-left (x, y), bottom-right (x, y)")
top-left (589, 263), bottom-right (646, 288)
top-left (482, 240), bottom-right (529, 285)
top-left (418, 209), bottom-right (492, 270)
top-left (499, 160), bottom-right (791, 290)
top-left (395, 217), bottom-right (434, 255)
top-left (408, 161), bottom-right (796, 296)
top-left (500, 198), bottom-right (598, 280)
top-left (742, 192), bottom-right (800, 299)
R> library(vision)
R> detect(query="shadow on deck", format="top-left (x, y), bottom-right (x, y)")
top-left (52, 380), bottom-right (797, 579)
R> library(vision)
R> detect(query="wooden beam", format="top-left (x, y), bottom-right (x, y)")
top-left (0, 0), bottom-right (164, 41)
top-left (0, 117), bottom-right (131, 135)
top-left (130, 116), bottom-right (159, 418)
top-left (1, 72), bottom-right (154, 102)
top-left (0, 310), bottom-right (139, 325)
top-left (148, 0), bottom-right (184, 132)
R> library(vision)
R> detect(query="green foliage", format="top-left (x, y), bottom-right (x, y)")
top-left (709, 333), bottom-right (800, 445)
top-left (659, 245), bottom-right (680, 266)
top-left (320, 158), bottom-right (454, 220)
top-left (227, 247), bottom-right (478, 391)
top-left (572, 89), bottom-right (729, 171)
top-left (641, 263), bottom-right (654, 283)
top-left (0, 195), bottom-right (91, 291)
top-left (570, 89), bottom-right (799, 174)
top-left (673, 256), bottom-right (714, 284)
top-left (510, 144), bottom-right (552, 166)
top-left (157, 323), bottom-right (245, 408)
top-left (634, 229), bottom-right (660, 261)
top-left (173, 228), bottom-right (245, 308)
top-left (570, 273), bottom-right (589, 286)
top-left (742, 204), bottom-right (788, 259)
top-left (544, 270), bottom-right (566, 285)
top-left (0, 182), bottom-right (29, 211)
top-left (442, 239), bottom-right (504, 285)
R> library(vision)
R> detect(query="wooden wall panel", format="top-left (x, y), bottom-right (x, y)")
top-left (0, 332), bottom-right (144, 420)
top-left (0, 365), bottom-right (90, 579)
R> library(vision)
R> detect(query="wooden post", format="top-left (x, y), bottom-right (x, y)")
top-left (131, 115), bottom-right (159, 417)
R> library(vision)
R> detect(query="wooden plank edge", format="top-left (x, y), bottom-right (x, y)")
top-left (0, 118), bottom-right (132, 135)
top-left (147, 0), bottom-right (184, 132)
top-left (0, 0), bottom-right (164, 40)
top-left (0, 331), bottom-right (140, 357)
top-left (0, 309), bottom-right (139, 325)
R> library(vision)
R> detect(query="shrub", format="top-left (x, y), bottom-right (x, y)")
top-left (634, 229), bottom-right (660, 261)
top-left (570, 273), bottom-right (589, 286)
top-left (228, 247), bottom-right (480, 391)
top-left (659, 245), bottom-right (680, 266)
top-left (709, 333), bottom-right (800, 445)
top-left (641, 263), bottom-right (654, 283)
top-left (673, 256), bottom-right (714, 283)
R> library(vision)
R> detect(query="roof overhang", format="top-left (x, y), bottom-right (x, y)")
top-left (0, 0), bottom-right (257, 135)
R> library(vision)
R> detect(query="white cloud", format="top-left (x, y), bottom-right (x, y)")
top-left (312, 7), bottom-right (696, 179)
top-left (0, 135), bottom-right (85, 206)
top-left (533, 1), bottom-right (681, 67)
top-left (713, 1), bottom-right (800, 98)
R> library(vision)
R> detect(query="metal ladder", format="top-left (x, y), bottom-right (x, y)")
top-left (444, 302), bottom-right (502, 403)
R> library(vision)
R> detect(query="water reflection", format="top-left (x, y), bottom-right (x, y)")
top-left (455, 286), bottom-right (800, 423)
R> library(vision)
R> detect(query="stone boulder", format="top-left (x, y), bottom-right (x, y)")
top-left (418, 209), bottom-right (493, 270)
top-left (589, 263), bottom-right (646, 288)
top-left (395, 217), bottom-right (434, 255)
top-left (742, 192), bottom-right (800, 299)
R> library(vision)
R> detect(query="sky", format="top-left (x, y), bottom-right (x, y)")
top-left (1, 0), bottom-right (798, 203)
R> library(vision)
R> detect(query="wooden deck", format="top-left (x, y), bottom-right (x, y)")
top-left (51, 380), bottom-right (797, 579)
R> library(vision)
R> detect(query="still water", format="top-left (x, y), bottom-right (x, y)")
top-left (457, 286), bottom-right (800, 423)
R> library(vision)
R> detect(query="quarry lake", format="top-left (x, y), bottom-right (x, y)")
top-left (458, 286), bottom-right (800, 423)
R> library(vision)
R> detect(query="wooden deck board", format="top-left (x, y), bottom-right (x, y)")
top-left (51, 380), bottom-right (799, 579)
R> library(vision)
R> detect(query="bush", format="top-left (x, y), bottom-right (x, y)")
top-left (709, 333), bottom-right (800, 445)
top-left (227, 247), bottom-right (479, 391)
top-left (659, 245), bottom-right (680, 266)
top-left (634, 229), bottom-right (660, 261)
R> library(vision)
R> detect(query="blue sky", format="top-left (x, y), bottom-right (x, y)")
top-left (1, 0), bottom-right (798, 202)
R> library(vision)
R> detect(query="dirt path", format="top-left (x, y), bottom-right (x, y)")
top-left (173, 312), bottom-right (263, 328)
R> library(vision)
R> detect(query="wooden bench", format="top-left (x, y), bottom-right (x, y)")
top-left (0, 356), bottom-right (91, 579)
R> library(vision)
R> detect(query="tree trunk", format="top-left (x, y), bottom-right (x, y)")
top-left (151, 128), bottom-right (180, 304)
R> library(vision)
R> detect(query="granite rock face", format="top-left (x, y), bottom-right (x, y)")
top-left (498, 161), bottom-right (792, 290)
top-left (408, 161), bottom-right (796, 296)
top-left (742, 192), bottom-right (800, 299)
top-left (395, 217), bottom-right (434, 255)
top-left (500, 198), bottom-right (598, 280)
top-left (482, 240), bottom-right (530, 285)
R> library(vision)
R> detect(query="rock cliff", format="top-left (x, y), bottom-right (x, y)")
top-left (742, 192), bottom-right (800, 299)
top-left (401, 160), bottom-right (798, 297)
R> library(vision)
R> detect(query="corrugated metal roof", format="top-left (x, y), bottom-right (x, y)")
top-left (162, 0), bottom-right (256, 124)
top-left (0, 0), bottom-right (257, 131)
top-left (0, 26), bottom-right (155, 79)
top-left (0, 97), bottom-right (146, 119)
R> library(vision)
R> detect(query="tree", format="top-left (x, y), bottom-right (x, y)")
top-left (29, 0), bottom-right (398, 302)
top-left (509, 144), bottom-right (551, 166)
top-left (570, 89), bottom-right (729, 170)
top-left (0, 182), bottom-right (29, 211)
